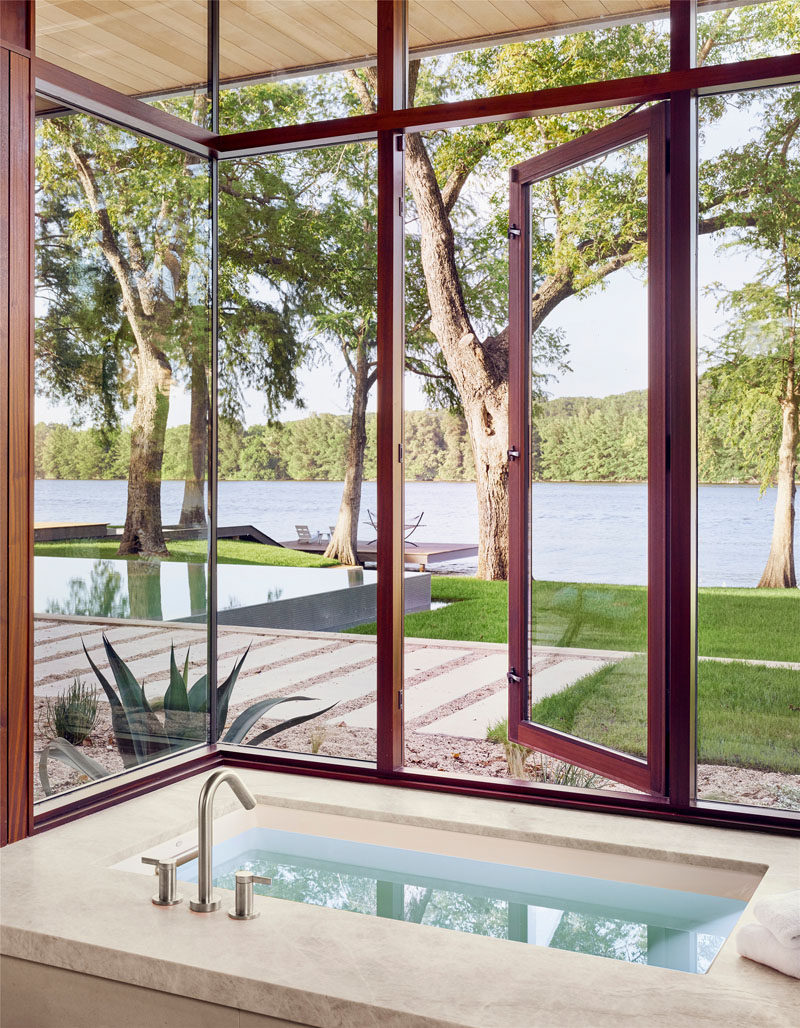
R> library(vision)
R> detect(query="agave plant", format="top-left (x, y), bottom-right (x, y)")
top-left (39, 635), bottom-right (336, 796)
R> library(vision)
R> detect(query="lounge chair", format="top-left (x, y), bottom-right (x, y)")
top-left (295, 525), bottom-right (325, 544)
top-left (364, 510), bottom-right (424, 546)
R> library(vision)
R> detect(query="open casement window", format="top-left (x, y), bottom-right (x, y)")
top-left (508, 105), bottom-right (668, 796)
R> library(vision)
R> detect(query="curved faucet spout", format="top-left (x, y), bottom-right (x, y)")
top-left (189, 770), bottom-right (257, 912)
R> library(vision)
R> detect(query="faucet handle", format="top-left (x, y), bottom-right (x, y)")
top-left (228, 869), bottom-right (272, 921)
top-left (141, 847), bottom-right (198, 906)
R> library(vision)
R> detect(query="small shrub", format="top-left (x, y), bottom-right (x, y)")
top-left (308, 726), bottom-right (327, 754)
top-left (43, 678), bottom-right (99, 746)
top-left (487, 717), bottom-right (601, 787)
top-left (486, 717), bottom-right (532, 780)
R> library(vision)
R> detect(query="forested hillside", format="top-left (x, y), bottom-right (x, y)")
top-left (35, 388), bottom-right (769, 484)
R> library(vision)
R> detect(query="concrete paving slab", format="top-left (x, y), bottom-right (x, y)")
top-left (216, 634), bottom-right (332, 680)
top-left (403, 647), bottom-right (464, 676)
top-left (343, 652), bottom-right (507, 728)
top-left (33, 630), bottom-right (206, 684)
top-left (227, 643), bottom-right (377, 704)
top-left (34, 626), bottom-right (166, 664)
top-left (531, 658), bottom-right (609, 700)
top-left (417, 689), bottom-right (508, 739)
top-left (259, 665), bottom-right (377, 724)
top-left (33, 621), bottom-right (96, 642)
top-left (420, 657), bottom-right (612, 739)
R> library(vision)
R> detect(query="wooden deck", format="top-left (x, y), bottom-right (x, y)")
top-left (34, 521), bottom-right (108, 542)
top-left (281, 539), bottom-right (478, 571)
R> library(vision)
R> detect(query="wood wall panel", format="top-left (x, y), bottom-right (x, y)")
top-left (1, 5), bottom-right (34, 846)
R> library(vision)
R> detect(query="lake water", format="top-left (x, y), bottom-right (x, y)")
top-left (34, 479), bottom-right (792, 587)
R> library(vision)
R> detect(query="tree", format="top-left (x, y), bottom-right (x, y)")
top-left (344, 3), bottom-right (799, 580)
top-left (700, 88), bottom-right (800, 586)
top-left (37, 89), bottom-right (317, 554)
top-left (37, 103), bottom-right (210, 553)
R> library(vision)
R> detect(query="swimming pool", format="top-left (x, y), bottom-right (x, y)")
top-left (34, 556), bottom-right (430, 629)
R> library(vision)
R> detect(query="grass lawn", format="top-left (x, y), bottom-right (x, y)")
top-left (33, 538), bottom-right (338, 569)
top-left (529, 654), bottom-right (800, 773)
top-left (351, 576), bottom-right (799, 662)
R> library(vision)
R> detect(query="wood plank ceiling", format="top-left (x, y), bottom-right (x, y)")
top-left (35, 1), bottom-right (726, 97)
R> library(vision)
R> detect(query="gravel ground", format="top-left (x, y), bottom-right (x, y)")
top-left (34, 694), bottom-right (800, 811)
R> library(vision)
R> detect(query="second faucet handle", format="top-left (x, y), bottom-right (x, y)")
top-left (228, 870), bottom-right (272, 920)
top-left (141, 846), bottom-right (198, 907)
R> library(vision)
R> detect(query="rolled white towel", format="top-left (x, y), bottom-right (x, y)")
top-left (754, 890), bottom-right (800, 949)
top-left (737, 923), bottom-right (800, 979)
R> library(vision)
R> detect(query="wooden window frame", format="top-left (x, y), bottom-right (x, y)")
top-left (2, 0), bottom-right (799, 843)
top-left (507, 103), bottom-right (668, 797)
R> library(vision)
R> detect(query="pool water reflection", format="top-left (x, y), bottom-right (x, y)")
top-left (178, 827), bottom-right (744, 973)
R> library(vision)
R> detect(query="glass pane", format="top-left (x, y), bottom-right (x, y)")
top-left (400, 111), bottom-right (649, 791)
top-left (34, 105), bottom-right (212, 803)
top-left (697, 84), bottom-right (800, 812)
top-left (219, 0), bottom-right (377, 132)
top-left (216, 141), bottom-right (378, 763)
top-left (35, 0), bottom-right (210, 126)
top-left (528, 140), bottom-right (650, 773)
top-left (409, 1), bottom-right (668, 108)
top-left (697, 1), bottom-right (799, 66)
top-left (401, 119), bottom-right (508, 782)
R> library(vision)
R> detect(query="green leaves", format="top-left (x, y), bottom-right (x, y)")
top-left (222, 695), bottom-right (328, 745)
top-left (81, 637), bottom-right (336, 765)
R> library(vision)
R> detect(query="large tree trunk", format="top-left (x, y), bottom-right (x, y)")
top-left (118, 337), bottom-right (172, 556)
top-left (405, 132), bottom-right (511, 579)
top-left (179, 343), bottom-right (209, 528)
top-left (325, 344), bottom-right (372, 567)
top-left (758, 375), bottom-right (797, 587)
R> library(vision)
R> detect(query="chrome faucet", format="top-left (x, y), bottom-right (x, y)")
top-left (189, 770), bottom-right (257, 912)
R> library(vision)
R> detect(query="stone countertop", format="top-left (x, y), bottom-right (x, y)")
top-left (1, 770), bottom-right (798, 1028)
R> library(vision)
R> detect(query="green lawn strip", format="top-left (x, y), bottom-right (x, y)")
top-left (530, 654), bottom-right (800, 773)
top-left (33, 538), bottom-right (338, 569)
top-left (351, 577), bottom-right (799, 662)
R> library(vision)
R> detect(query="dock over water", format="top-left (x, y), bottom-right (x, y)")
top-left (281, 539), bottom-right (478, 571)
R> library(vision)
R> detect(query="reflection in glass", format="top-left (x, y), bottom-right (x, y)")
top-left (217, 141), bottom-right (379, 762)
top-left (696, 84), bottom-right (800, 812)
top-left (34, 105), bottom-right (211, 802)
top-left (527, 141), bottom-right (650, 770)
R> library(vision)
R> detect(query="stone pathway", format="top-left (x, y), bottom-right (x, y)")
top-left (33, 616), bottom-right (623, 744)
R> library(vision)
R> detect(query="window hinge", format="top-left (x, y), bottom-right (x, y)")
top-left (507, 447), bottom-right (520, 461)
top-left (398, 196), bottom-right (404, 216)
top-left (507, 669), bottom-right (522, 685)
top-left (398, 690), bottom-right (403, 709)
top-left (398, 443), bottom-right (403, 462)
top-left (396, 135), bottom-right (405, 151)
top-left (508, 224), bottom-right (521, 239)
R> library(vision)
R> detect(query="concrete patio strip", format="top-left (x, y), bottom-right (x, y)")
top-left (33, 625), bottom-right (170, 664)
top-left (418, 689), bottom-right (509, 739)
top-left (403, 646), bottom-right (464, 675)
top-left (33, 619), bottom-right (103, 642)
top-left (342, 652), bottom-right (508, 729)
top-left (227, 642), bottom-right (378, 704)
top-left (254, 664), bottom-right (380, 723)
top-left (419, 656), bottom-right (612, 739)
top-left (216, 634), bottom-right (332, 678)
top-left (530, 658), bottom-right (610, 700)
top-left (33, 629), bottom-right (209, 685)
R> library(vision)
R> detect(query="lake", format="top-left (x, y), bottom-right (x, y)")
top-left (34, 479), bottom-right (793, 588)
